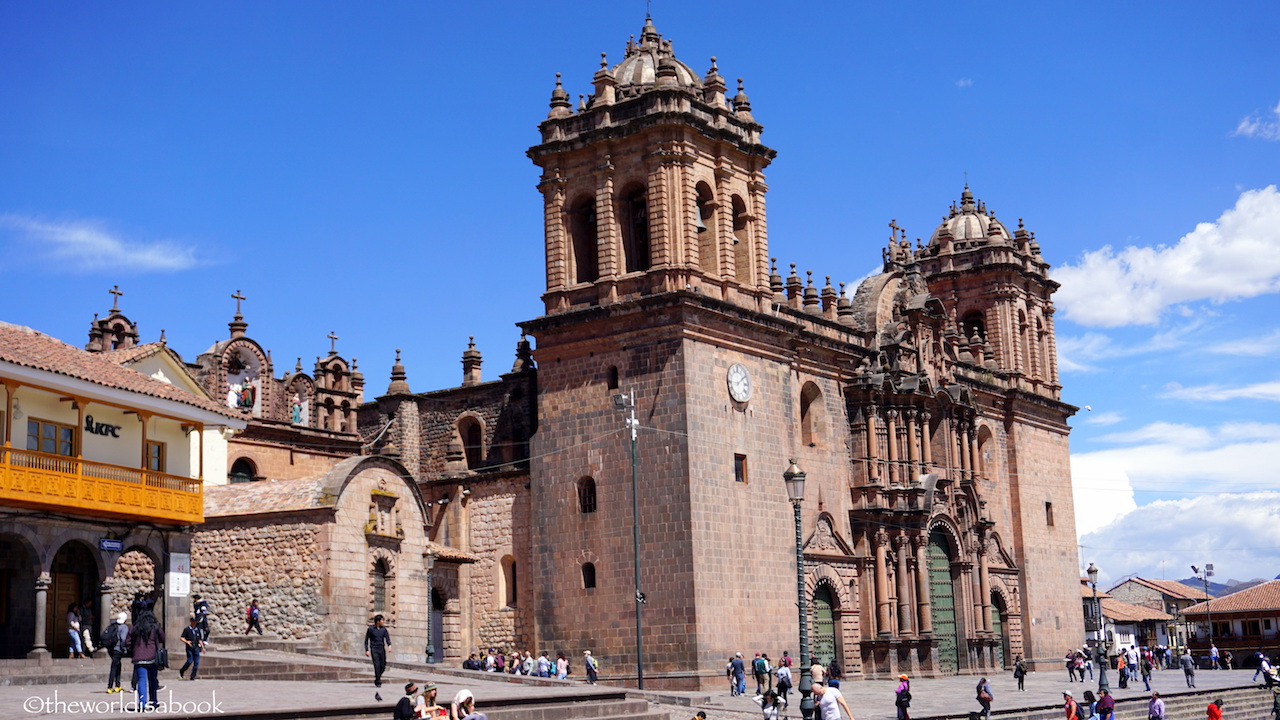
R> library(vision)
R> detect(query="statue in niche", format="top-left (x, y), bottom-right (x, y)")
top-left (227, 381), bottom-right (241, 408)
top-left (291, 393), bottom-right (303, 424)
top-left (237, 379), bottom-right (256, 409)
top-left (227, 354), bottom-right (246, 375)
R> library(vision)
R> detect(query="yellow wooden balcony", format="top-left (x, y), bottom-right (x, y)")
top-left (0, 446), bottom-right (202, 525)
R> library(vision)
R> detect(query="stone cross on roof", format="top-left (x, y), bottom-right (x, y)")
top-left (108, 285), bottom-right (123, 312)
top-left (328, 331), bottom-right (339, 355)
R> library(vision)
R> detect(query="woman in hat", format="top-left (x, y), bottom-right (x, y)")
top-left (895, 674), bottom-right (912, 720)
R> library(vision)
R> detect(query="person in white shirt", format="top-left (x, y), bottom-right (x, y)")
top-left (811, 682), bottom-right (855, 720)
top-left (775, 664), bottom-right (793, 707)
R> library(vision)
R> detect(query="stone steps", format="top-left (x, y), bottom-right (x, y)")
top-left (930, 684), bottom-right (1274, 720)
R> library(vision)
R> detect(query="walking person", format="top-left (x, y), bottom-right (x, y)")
top-left (775, 662), bottom-right (792, 708)
top-left (753, 653), bottom-right (769, 696)
top-left (894, 674), bottom-right (911, 720)
top-left (1148, 691), bottom-right (1165, 720)
top-left (193, 594), bottom-right (211, 642)
top-left (1141, 653), bottom-right (1153, 691)
top-left (731, 652), bottom-right (746, 696)
top-left (1181, 647), bottom-right (1198, 688)
top-left (126, 609), bottom-right (165, 710)
top-left (827, 659), bottom-right (843, 688)
top-left (101, 612), bottom-right (130, 693)
top-left (1066, 651), bottom-right (1079, 683)
top-left (1210, 645), bottom-right (1220, 670)
top-left (975, 677), bottom-right (993, 720)
top-left (811, 682), bottom-right (855, 720)
top-left (1014, 655), bottom-right (1027, 691)
top-left (556, 652), bottom-right (568, 679)
top-left (1085, 650), bottom-right (1094, 680)
top-left (538, 651), bottom-right (552, 678)
top-left (584, 650), bottom-right (598, 684)
top-left (1271, 687), bottom-right (1280, 718)
top-left (1095, 689), bottom-right (1115, 720)
top-left (244, 598), bottom-right (263, 635)
top-left (179, 616), bottom-right (204, 680)
top-left (1257, 652), bottom-right (1273, 683)
top-left (1064, 691), bottom-right (1079, 720)
top-left (1082, 690), bottom-right (1097, 719)
top-left (364, 614), bottom-right (391, 687)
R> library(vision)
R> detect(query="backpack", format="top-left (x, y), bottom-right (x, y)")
top-left (1074, 701), bottom-right (1087, 720)
top-left (896, 690), bottom-right (912, 707)
top-left (754, 657), bottom-right (767, 674)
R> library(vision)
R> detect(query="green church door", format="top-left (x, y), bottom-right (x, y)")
top-left (928, 530), bottom-right (959, 674)
top-left (811, 585), bottom-right (836, 666)
top-left (991, 598), bottom-right (1006, 668)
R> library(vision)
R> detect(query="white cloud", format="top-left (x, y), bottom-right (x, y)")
top-left (1083, 411), bottom-right (1124, 426)
top-left (1072, 455), bottom-right (1137, 537)
top-left (1079, 493), bottom-right (1280, 586)
top-left (1160, 380), bottom-right (1280, 402)
top-left (1232, 100), bottom-right (1280, 141)
top-left (1056, 325), bottom-right (1189, 372)
top-left (1210, 328), bottom-right (1280, 356)
top-left (0, 214), bottom-right (198, 273)
top-left (1053, 186), bottom-right (1280, 327)
top-left (956, 78), bottom-right (973, 88)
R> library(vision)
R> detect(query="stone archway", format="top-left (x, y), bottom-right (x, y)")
top-left (0, 533), bottom-right (39, 658)
top-left (48, 541), bottom-right (99, 657)
top-left (108, 549), bottom-right (158, 621)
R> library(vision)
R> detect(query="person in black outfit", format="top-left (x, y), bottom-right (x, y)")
top-left (393, 682), bottom-right (417, 720)
top-left (179, 616), bottom-right (204, 679)
top-left (192, 595), bottom-right (211, 642)
top-left (102, 612), bottom-right (130, 693)
top-left (364, 614), bottom-right (391, 687)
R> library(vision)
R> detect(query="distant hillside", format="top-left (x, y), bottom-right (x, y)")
top-left (1175, 575), bottom-right (1280, 598)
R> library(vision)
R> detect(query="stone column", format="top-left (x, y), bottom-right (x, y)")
top-left (895, 535), bottom-right (914, 636)
top-left (957, 420), bottom-right (971, 481)
top-left (98, 581), bottom-right (113, 656)
top-left (885, 409), bottom-right (899, 486)
top-left (874, 530), bottom-right (891, 635)
top-left (978, 538), bottom-right (992, 633)
top-left (539, 172), bottom-right (567, 294)
top-left (913, 536), bottom-right (932, 634)
top-left (969, 425), bottom-right (981, 480)
top-left (865, 406), bottom-right (880, 484)
top-left (920, 412), bottom-right (933, 469)
top-left (29, 573), bottom-right (50, 659)
top-left (969, 549), bottom-right (983, 636)
top-left (905, 409), bottom-right (919, 480)
top-left (596, 163), bottom-right (618, 280)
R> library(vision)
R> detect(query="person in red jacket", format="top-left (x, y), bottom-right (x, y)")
top-left (1207, 698), bottom-right (1224, 720)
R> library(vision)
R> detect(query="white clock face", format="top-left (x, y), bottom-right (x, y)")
top-left (727, 363), bottom-right (752, 403)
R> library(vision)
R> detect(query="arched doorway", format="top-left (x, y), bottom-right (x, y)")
top-left (992, 591), bottom-right (1010, 668)
top-left (48, 542), bottom-right (99, 658)
top-left (810, 584), bottom-right (840, 667)
top-left (0, 534), bottom-right (38, 657)
top-left (927, 529), bottom-right (959, 674)
top-left (109, 549), bottom-right (157, 622)
top-left (430, 588), bottom-right (445, 664)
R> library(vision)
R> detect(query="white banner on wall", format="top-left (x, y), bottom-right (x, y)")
top-left (168, 553), bottom-right (191, 597)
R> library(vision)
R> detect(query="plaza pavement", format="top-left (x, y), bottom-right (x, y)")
top-left (0, 656), bottom-right (1265, 720)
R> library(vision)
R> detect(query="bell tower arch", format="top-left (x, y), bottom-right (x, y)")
top-left (528, 16), bottom-right (776, 315)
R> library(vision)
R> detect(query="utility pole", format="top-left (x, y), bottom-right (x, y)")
top-left (615, 390), bottom-right (644, 689)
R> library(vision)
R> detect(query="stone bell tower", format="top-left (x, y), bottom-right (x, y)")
top-left (528, 15), bottom-right (777, 315)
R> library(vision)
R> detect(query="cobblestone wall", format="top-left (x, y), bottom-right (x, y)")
top-left (190, 519), bottom-right (324, 640)
top-left (107, 550), bottom-right (155, 619)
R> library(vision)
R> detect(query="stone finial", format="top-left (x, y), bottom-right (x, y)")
top-left (820, 275), bottom-right (838, 318)
top-left (703, 56), bottom-right (727, 108)
top-left (387, 349), bottom-right (410, 395)
top-left (512, 331), bottom-right (535, 373)
top-left (837, 282), bottom-right (854, 324)
top-left (803, 271), bottom-right (821, 314)
top-left (785, 263), bottom-right (803, 308)
top-left (548, 73), bottom-right (572, 119)
top-left (769, 257), bottom-right (785, 301)
top-left (592, 52), bottom-right (617, 105)
top-left (462, 336), bottom-right (483, 386)
top-left (578, 93), bottom-right (587, 111)
top-left (228, 289), bottom-right (248, 339)
top-left (295, 356), bottom-right (304, 373)
top-left (733, 78), bottom-right (754, 121)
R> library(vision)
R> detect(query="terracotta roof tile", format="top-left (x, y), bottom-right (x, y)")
top-left (1081, 579), bottom-right (1112, 599)
top-left (1101, 597), bottom-right (1173, 623)
top-left (0, 323), bottom-right (240, 420)
top-left (1183, 580), bottom-right (1280, 615)
top-left (204, 477), bottom-right (330, 517)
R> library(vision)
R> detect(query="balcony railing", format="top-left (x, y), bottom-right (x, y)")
top-left (0, 446), bottom-right (202, 524)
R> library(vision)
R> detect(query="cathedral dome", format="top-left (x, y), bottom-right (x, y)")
top-left (928, 185), bottom-right (1012, 245)
top-left (612, 16), bottom-right (703, 94)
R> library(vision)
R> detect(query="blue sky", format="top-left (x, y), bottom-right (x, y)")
top-left (3, 2), bottom-right (1278, 586)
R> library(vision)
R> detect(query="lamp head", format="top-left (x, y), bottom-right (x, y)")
top-left (783, 458), bottom-right (805, 503)
top-left (1087, 562), bottom-right (1098, 584)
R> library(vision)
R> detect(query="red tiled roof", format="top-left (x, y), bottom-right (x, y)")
top-left (1183, 580), bottom-right (1280, 616)
top-left (1081, 579), bottom-right (1112, 599)
top-left (99, 342), bottom-right (167, 365)
top-left (1116, 577), bottom-right (1212, 601)
top-left (1101, 597), bottom-right (1173, 623)
top-left (0, 323), bottom-right (240, 420)
top-left (204, 477), bottom-right (330, 516)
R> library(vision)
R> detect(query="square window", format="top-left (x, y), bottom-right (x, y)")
top-left (734, 454), bottom-right (748, 484)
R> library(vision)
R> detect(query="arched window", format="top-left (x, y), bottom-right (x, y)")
top-left (800, 382), bottom-right (823, 447)
top-left (961, 311), bottom-right (986, 343)
top-left (732, 195), bottom-right (752, 284)
top-left (577, 476), bottom-right (597, 514)
top-left (568, 196), bottom-right (599, 284)
top-left (324, 398), bottom-right (336, 430)
top-left (371, 558), bottom-right (389, 612)
top-left (458, 416), bottom-right (483, 470)
top-left (976, 425), bottom-right (995, 478)
top-left (581, 562), bottom-right (597, 589)
top-left (618, 185), bottom-right (650, 273)
top-left (229, 457), bottom-right (257, 484)
top-left (340, 400), bottom-right (351, 432)
top-left (695, 182), bottom-right (718, 274)
top-left (499, 555), bottom-right (517, 608)
top-left (606, 365), bottom-right (619, 390)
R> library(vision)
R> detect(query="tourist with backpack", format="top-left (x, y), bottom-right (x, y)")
top-left (753, 653), bottom-right (769, 696)
top-left (101, 612), bottom-right (130, 694)
top-left (775, 663), bottom-right (792, 708)
top-left (584, 650), bottom-right (599, 684)
top-left (1064, 691), bottom-right (1080, 720)
top-left (244, 598), bottom-right (262, 635)
top-left (895, 674), bottom-right (911, 720)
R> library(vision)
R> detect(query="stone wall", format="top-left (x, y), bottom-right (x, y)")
top-left (106, 550), bottom-right (155, 619)
top-left (191, 518), bottom-right (324, 639)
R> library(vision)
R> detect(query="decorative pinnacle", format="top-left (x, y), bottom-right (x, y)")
top-left (600, 52), bottom-right (608, 69)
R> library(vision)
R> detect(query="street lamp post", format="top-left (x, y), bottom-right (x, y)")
top-left (615, 391), bottom-right (645, 689)
top-left (1192, 564), bottom-right (1214, 666)
top-left (1087, 562), bottom-right (1108, 694)
top-left (784, 460), bottom-right (814, 720)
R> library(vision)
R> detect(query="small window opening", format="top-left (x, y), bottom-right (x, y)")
top-left (735, 454), bottom-right (748, 484)
top-left (1045, 501), bottom-right (1055, 527)
top-left (582, 562), bottom-right (597, 589)
top-left (577, 476), bottom-right (597, 514)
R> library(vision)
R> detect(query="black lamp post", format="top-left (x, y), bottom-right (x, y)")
top-left (1088, 562), bottom-right (1108, 693)
top-left (784, 459), bottom-right (814, 720)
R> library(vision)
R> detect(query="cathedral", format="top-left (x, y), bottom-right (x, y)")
top-left (20, 16), bottom-right (1082, 687)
